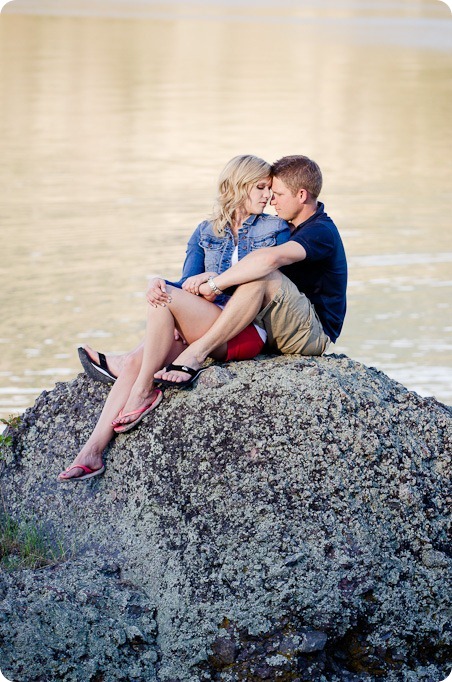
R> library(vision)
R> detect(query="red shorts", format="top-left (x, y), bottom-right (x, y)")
top-left (225, 324), bottom-right (265, 362)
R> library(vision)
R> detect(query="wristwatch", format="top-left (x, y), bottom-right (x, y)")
top-left (207, 277), bottom-right (223, 295)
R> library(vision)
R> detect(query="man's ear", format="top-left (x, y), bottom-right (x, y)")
top-left (298, 188), bottom-right (308, 203)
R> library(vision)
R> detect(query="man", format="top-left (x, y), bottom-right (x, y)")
top-left (154, 154), bottom-right (347, 385)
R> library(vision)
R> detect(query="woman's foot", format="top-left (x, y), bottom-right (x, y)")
top-left (154, 348), bottom-right (204, 384)
top-left (81, 345), bottom-right (124, 380)
top-left (58, 449), bottom-right (104, 481)
top-left (112, 388), bottom-right (163, 433)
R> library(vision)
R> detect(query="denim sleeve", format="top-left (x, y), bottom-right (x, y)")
top-left (276, 220), bottom-right (291, 245)
top-left (166, 225), bottom-right (205, 289)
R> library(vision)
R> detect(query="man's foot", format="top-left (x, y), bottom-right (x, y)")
top-left (58, 450), bottom-right (104, 481)
top-left (112, 388), bottom-right (163, 433)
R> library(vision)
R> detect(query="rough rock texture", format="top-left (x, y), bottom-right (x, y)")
top-left (0, 554), bottom-right (158, 681)
top-left (0, 354), bottom-right (451, 681)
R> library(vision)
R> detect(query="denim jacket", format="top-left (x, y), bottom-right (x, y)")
top-left (170, 213), bottom-right (290, 304)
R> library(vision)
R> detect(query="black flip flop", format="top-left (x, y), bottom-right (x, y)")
top-left (155, 363), bottom-right (208, 389)
top-left (78, 347), bottom-right (117, 384)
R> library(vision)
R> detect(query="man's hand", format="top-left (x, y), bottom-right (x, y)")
top-left (146, 277), bottom-right (172, 307)
top-left (182, 272), bottom-right (218, 296)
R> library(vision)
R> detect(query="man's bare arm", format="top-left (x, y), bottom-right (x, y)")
top-left (206, 241), bottom-right (307, 293)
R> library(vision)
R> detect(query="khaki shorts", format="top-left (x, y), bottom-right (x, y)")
top-left (254, 273), bottom-right (330, 356)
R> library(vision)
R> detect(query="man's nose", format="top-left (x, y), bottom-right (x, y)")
top-left (270, 194), bottom-right (276, 204)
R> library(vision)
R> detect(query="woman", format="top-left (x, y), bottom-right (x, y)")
top-left (59, 155), bottom-right (289, 481)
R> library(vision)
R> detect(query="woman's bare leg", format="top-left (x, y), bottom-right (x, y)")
top-left (82, 343), bottom-right (144, 379)
top-left (112, 287), bottom-right (227, 427)
top-left (155, 275), bottom-right (282, 383)
top-left (59, 288), bottom-right (227, 477)
top-left (58, 338), bottom-right (187, 480)
top-left (82, 327), bottom-right (187, 379)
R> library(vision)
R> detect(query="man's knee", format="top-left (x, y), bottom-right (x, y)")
top-left (235, 271), bottom-right (282, 294)
top-left (230, 272), bottom-right (282, 309)
top-left (262, 270), bottom-right (283, 305)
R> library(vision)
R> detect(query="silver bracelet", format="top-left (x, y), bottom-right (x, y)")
top-left (207, 277), bottom-right (223, 295)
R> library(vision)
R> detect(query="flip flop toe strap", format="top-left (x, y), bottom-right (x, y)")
top-left (98, 352), bottom-right (110, 372)
top-left (164, 364), bottom-right (197, 378)
top-left (64, 464), bottom-right (95, 475)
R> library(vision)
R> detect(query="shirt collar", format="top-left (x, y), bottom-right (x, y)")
top-left (225, 214), bottom-right (260, 234)
top-left (294, 202), bottom-right (325, 231)
top-left (243, 213), bottom-right (260, 226)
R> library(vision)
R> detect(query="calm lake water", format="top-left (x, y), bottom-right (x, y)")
top-left (1, 0), bottom-right (452, 419)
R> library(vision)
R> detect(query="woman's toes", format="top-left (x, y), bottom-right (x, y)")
top-left (84, 345), bottom-right (98, 362)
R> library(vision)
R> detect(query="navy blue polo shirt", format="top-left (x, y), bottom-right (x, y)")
top-left (280, 203), bottom-right (347, 343)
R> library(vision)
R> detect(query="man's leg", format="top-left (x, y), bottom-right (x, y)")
top-left (253, 273), bottom-right (330, 356)
top-left (155, 273), bottom-right (283, 383)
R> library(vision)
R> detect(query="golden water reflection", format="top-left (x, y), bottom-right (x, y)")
top-left (1, 2), bottom-right (451, 417)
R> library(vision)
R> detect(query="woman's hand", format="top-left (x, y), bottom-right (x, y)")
top-left (198, 281), bottom-right (217, 302)
top-left (174, 328), bottom-right (187, 344)
top-left (182, 272), bottom-right (218, 296)
top-left (146, 277), bottom-right (172, 307)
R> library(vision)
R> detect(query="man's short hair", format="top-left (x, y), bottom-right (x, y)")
top-left (272, 155), bottom-right (322, 199)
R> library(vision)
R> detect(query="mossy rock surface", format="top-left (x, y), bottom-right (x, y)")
top-left (0, 354), bottom-right (451, 681)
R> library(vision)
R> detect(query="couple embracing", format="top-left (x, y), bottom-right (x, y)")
top-left (59, 153), bottom-right (347, 481)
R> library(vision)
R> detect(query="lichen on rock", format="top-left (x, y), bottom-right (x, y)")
top-left (0, 354), bottom-right (451, 681)
top-left (0, 553), bottom-right (158, 681)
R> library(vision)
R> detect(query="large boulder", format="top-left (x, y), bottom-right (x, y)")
top-left (0, 354), bottom-right (450, 681)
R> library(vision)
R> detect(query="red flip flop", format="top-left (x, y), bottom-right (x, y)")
top-left (112, 389), bottom-right (163, 433)
top-left (58, 464), bottom-right (106, 482)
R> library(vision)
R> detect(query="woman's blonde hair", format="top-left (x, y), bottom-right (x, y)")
top-left (211, 155), bottom-right (271, 236)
